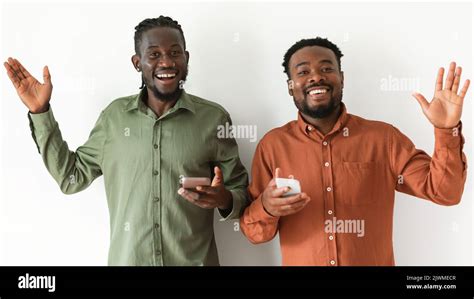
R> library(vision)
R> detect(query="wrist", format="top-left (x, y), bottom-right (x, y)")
top-left (433, 121), bottom-right (461, 130)
top-left (261, 197), bottom-right (276, 217)
top-left (218, 189), bottom-right (233, 210)
top-left (30, 104), bottom-right (50, 114)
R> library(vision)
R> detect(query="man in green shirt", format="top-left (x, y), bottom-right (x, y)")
top-left (3, 16), bottom-right (249, 266)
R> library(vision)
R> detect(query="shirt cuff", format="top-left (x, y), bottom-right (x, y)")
top-left (218, 189), bottom-right (248, 221)
top-left (248, 194), bottom-right (279, 223)
top-left (28, 107), bottom-right (57, 154)
top-left (28, 106), bottom-right (57, 132)
top-left (434, 121), bottom-right (464, 149)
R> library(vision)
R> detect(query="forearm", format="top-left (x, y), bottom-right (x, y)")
top-left (394, 123), bottom-right (467, 205)
top-left (429, 124), bottom-right (467, 204)
top-left (28, 107), bottom-right (103, 194)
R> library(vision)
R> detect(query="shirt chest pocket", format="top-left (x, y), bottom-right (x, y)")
top-left (334, 162), bottom-right (384, 206)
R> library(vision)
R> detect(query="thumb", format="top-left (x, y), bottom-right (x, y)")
top-left (412, 92), bottom-right (429, 112)
top-left (267, 167), bottom-right (281, 188)
top-left (274, 167), bottom-right (281, 179)
top-left (43, 65), bottom-right (52, 85)
top-left (211, 166), bottom-right (223, 186)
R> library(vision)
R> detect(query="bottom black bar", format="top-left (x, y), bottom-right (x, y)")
top-left (0, 266), bottom-right (473, 298)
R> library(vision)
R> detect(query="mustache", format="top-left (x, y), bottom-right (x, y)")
top-left (154, 67), bottom-right (179, 74)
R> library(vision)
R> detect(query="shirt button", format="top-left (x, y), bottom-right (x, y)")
top-left (329, 235), bottom-right (334, 240)
top-left (153, 144), bottom-right (159, 149)
top-left (330, 260), bottom-right (336, 265)
top-left (324, 162), bottom-right (330, 167)
top-left (154, 197), bottom-right (160, 202)
top-left (323, 141), bottom-right (328, 146)
top-left (153, 170), bottom-right (159, 176)
top-left (154, 223), bottom-right (160, 229)
top-left (156, 250), bottom-right (161, 255)
top-left (326, 187), bottom-right (332, 192)
top-left (328, 210), bottom-right (333, 215)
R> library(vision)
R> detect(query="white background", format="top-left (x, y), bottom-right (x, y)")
top-left (0, 0), bottom-right (472, 265)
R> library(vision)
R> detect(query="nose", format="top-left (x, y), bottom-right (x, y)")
top-left (158, 54), bottom-right (175, 68)
top-left (308, 69), bottom-right (326, 84)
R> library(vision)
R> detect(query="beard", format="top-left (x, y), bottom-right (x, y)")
top-left (149, 83), bottom-right (184, 102)
top-left (143, 67), bottom-right (188, 102)
top-left (294, 89), bottom-right (343, 119)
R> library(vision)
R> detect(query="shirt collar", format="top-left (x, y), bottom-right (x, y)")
top-left (297, 102), bottom-right (350, 136)
top-left (124, 89), bottom-right (196, 114)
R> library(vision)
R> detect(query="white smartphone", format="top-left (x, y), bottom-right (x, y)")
top-left (275, 178), bottom-right (301, 197)
top-left (179, 176), bottom-right (211, 189)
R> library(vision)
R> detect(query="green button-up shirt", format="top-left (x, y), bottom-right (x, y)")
top-left (28, 90), bottom-right (249, 266)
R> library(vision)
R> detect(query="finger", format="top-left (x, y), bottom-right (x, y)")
top-left (193, 202), bottom-right (215, 209)
top-left (274, 167), bottom-right (281, 179)
top-left (435, 67), bottom-right (444, 91)
top-left (185, 196), bottom-right (215, 209)
top-left (283, 197), bottom-right (310, 211)
top-left (7, 57), bottom-right (23, 80)
top-left (412, 92), bottom-right (429, 112)
top-left (190, 195), bottom-right (216, 206)
top-left (279, 198), bottom-right (311, 216)
top-left (273, 193), bottom-right (307, 206)
top-left (195, 185), bottom-right (218, 194)
top-left (265, 168), bottom-right (280, 189)
top-left (451, 66), bottom-right (462, 93)
top-left (459, 79), bottom-right (470, 99)
top-left (10, 58), bottom-right (26, 80)
top-left (178, 188), bottom-right (200, 201)
top-left (211, 166), bottom-right (223, 186)
top-left (182, 192), bottom-right (216, 208)
top-left (14, 58), bottom-right (32, 79)
top-left (270, 186), bottom-right (292, 198)
top-left (43, 65), bottom-right (52, 85)
top-left (3, 62), bottom-right (21, 88)
top-left (444, 62), bottom-right (456, 90)
top-left (267, 177), bottom-right (277, 188)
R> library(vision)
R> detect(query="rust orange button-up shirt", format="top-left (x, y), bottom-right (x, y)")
top-left (240, 103), bottom-right (467, 266)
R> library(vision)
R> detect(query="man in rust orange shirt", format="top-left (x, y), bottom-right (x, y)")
top-left (240, 37), bottom-right (470, 266)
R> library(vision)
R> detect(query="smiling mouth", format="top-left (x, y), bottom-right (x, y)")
top-left (154, 72), bottom-right (178, 82)
top-left (305, 85), bottom-right (331, 96)
top-left (307, 89), bottom-right (328, 95)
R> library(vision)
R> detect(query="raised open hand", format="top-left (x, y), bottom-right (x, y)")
top-left (4, 57), bottom-right (52, 113)
top-left (412, 62), bottom-right (470, 129)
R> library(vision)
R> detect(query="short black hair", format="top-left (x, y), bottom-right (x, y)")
top-left (134, 16), bottom-right (186, 55)
top-left (282, 37), bottom-right (343, 78)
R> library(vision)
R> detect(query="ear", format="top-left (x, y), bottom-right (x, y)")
top-left (340, 71), bottom-right (344, 88)
top-left (131, 54), bottom-right (141, 71)
top-left (287, 79), bottom-right (294, 96)
top-left (185, 50), bottom-right (190, 64)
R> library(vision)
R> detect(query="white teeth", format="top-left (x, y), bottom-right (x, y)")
top-left (308, 89), bottom-right (327, 95)
top-left (156, 73), bottom-right (176, 78)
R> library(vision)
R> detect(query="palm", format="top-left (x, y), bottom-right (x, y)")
top-left (413, 62), bottom-right (470, 129)
top-left (17, 75), bottom-right (51, 109)
top-left (423, 90), bottom-right (463, 128)
top-left (4, 58), bottom-right (52, 113)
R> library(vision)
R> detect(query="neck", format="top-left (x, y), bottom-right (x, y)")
top-left (301, 103), bottom-right (342, 135)
top-left (145, 89), bottom-right (181, 117)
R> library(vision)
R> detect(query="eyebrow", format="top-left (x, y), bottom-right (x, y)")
top-left (146, 44), bottom-right (181, 50)
top-left (294, 59), bottom-right (335, 69)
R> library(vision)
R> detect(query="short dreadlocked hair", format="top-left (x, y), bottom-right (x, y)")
top-left (134, 16), bottom-right (186, 55)
top-left (282, 37), bottom-right (343, 78)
